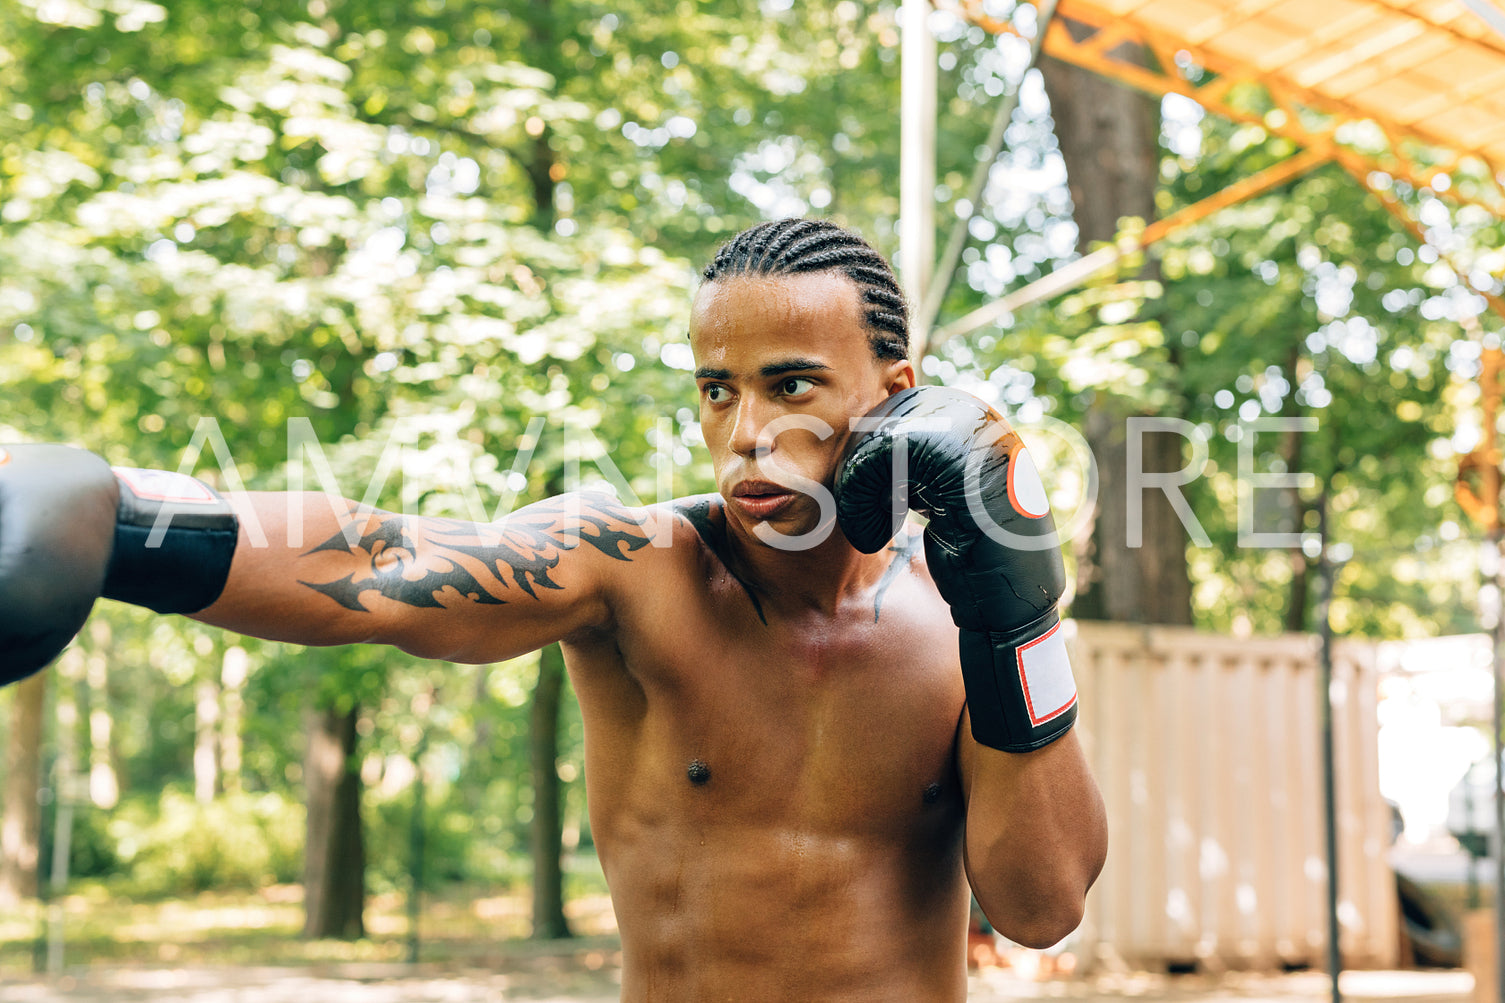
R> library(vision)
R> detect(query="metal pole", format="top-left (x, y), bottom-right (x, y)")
top-left (45, 665), bottom-right (82, 978)
top-left (1465, 776), bottom-right (1481, 909)
top-left (407, 728), bottom-right (429, 965)
top-left (899, 0), bottom-right (936, 352)
top-left (1468, 344), bottom-right (1505, 1003)
top-left (1315, 496), bottom-right (1341, 1003)
top-left (1492, 525), bottom-right (1505, 1003)
top-left (46, 785), bottom-right (76, 974)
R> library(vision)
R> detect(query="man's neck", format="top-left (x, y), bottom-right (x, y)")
top-left (720, 510), bottom-right (892, 620)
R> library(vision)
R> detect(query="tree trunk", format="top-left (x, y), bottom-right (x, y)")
top-left (0, 672), bottom-right (47, 906)
top-left (303, 703), bottom-right (365, 939)
top-left (521, 0), bottom-right (557, 233)
top-left (1070, 408), bottom-right (1195, 625)
top-left (529, 644), bottom-right (572, 940)
top-left (1040, 46), bottom-right (1193, 626)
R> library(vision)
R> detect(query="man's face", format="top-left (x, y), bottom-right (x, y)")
top-left (689, 271), bottom-right (914, 545)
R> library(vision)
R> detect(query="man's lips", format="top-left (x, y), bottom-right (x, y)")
top-left (730, 480), bottom-right (796, 518)
top-left (732, 479), bottom-right (789, 498)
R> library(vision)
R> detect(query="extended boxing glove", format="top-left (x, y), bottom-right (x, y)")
top-left (0, 444), bottom-right (239, 684)
top-left (835, 386), bottom-right (1077, 752)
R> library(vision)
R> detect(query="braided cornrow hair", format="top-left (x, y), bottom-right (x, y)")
top-left (701, 218), bottom-right (910, 362)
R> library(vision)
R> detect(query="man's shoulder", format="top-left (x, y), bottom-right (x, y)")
top-left (571, 493), bottom-right (748, 642)
top-left (662, 492), bottom-right (725, 545)
top-left (513, 491), bottom-right (708, 536)
top-left (540, 491), bottom-right (724, 570)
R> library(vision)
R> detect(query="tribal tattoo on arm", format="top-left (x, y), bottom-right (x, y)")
top-left (298, 493), bottom-right (651, 612)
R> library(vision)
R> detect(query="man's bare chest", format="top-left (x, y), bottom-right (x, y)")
top-left (586, 570), bottom-right (968, 836)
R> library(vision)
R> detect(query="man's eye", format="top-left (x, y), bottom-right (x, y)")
top-left (703, 384), bottom-right (729, 403)
top-left (780, 377), bottom-right (815, 396)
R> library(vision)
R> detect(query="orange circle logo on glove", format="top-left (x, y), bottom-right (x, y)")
top-left (0, 447), bottom-right (10, 466)
top-left (1006, 444), bottom-right (1050, 519)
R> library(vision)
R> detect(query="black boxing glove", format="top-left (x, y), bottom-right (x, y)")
top-left (835, 386), bottom-right (1077, 752)
top-left (0, 444), bottom-right (239, 684)
top-left (0, 445), bottom-right (118, 682)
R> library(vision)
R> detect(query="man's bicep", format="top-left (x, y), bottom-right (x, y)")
top-left (198, 491), bottom-right (655, 663)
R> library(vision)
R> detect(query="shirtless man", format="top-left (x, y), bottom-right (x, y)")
top-left (1, 219), bottom-right (1106, 1001)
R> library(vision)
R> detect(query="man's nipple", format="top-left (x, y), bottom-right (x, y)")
top-left (687, 759), bottom-right (711, 786)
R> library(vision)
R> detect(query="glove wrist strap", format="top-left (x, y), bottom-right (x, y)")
top-left (959, 613), bottom-right (1078, 752)
top-left (101, 468), bottom-right (239, 615)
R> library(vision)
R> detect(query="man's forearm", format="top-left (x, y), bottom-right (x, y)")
top-left (959, 724), bottom-right (1107, 949)
top-left (195, 490), bottom-right (521, 658)
top-left (190, 491), bottom-right (383, 648)
top-left (194, 489), bottom-right (634, 662)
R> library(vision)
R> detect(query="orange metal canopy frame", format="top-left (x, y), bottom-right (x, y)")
top-left (967, 0), bottom-right (1505, 219)
top-left (926, 0), bottom-right (1505, 347)
top-left (968, 0), bottom-right (1505, 517)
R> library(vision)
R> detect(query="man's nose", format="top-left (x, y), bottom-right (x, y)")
top-left (729, 396), bottom-right (773, 459)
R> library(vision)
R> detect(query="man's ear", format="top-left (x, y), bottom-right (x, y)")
top-left (882, 359), bottom-right (916, 396)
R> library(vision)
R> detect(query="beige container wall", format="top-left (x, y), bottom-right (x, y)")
top-left (1066, 621), bottom-right (1398, 969)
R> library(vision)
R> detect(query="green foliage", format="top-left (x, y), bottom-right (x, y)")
top-left (4, 0), bottom-right (1500, 934)
top-left (925, 80), bottom-right (1499, 639)
top-left (53, 804), bottom-right (122, 881)
top-left (365, 783), bottom-right (519, 894)
top-left (1151, 126), bottom-right (1493, 637)
top-left (102, 789), bottom-right (305, 896)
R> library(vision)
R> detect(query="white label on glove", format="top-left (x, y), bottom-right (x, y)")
top-left (112, 467), bottom-right (217, 505)
top-left (1007, 446), bottom-right (1050, 519)
top-left (1016, 621), bottom-right (1076, 726)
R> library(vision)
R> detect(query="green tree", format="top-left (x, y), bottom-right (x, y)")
top-left (4, 0), bottom-right (901, 933)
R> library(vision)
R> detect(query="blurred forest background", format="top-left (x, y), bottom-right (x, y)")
top-left (1, 0), bottom-right (1502, 964)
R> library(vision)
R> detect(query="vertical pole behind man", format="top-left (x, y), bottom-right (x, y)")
top-left (1493, 522), bottom-right (1505, 1003)
top-left (899, 0), bottom-right (936, 351)
top-left (1316, 497), bottom-right (1341, 1003)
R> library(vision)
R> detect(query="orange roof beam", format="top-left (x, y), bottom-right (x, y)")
top-left (930, 147), bottom-right (1331, 347)
top-left (957, 1), bottom-right (1505, 223)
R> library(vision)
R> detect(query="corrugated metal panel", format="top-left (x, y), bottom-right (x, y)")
top-left (1067, 621), bottom-right (1399, 969)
